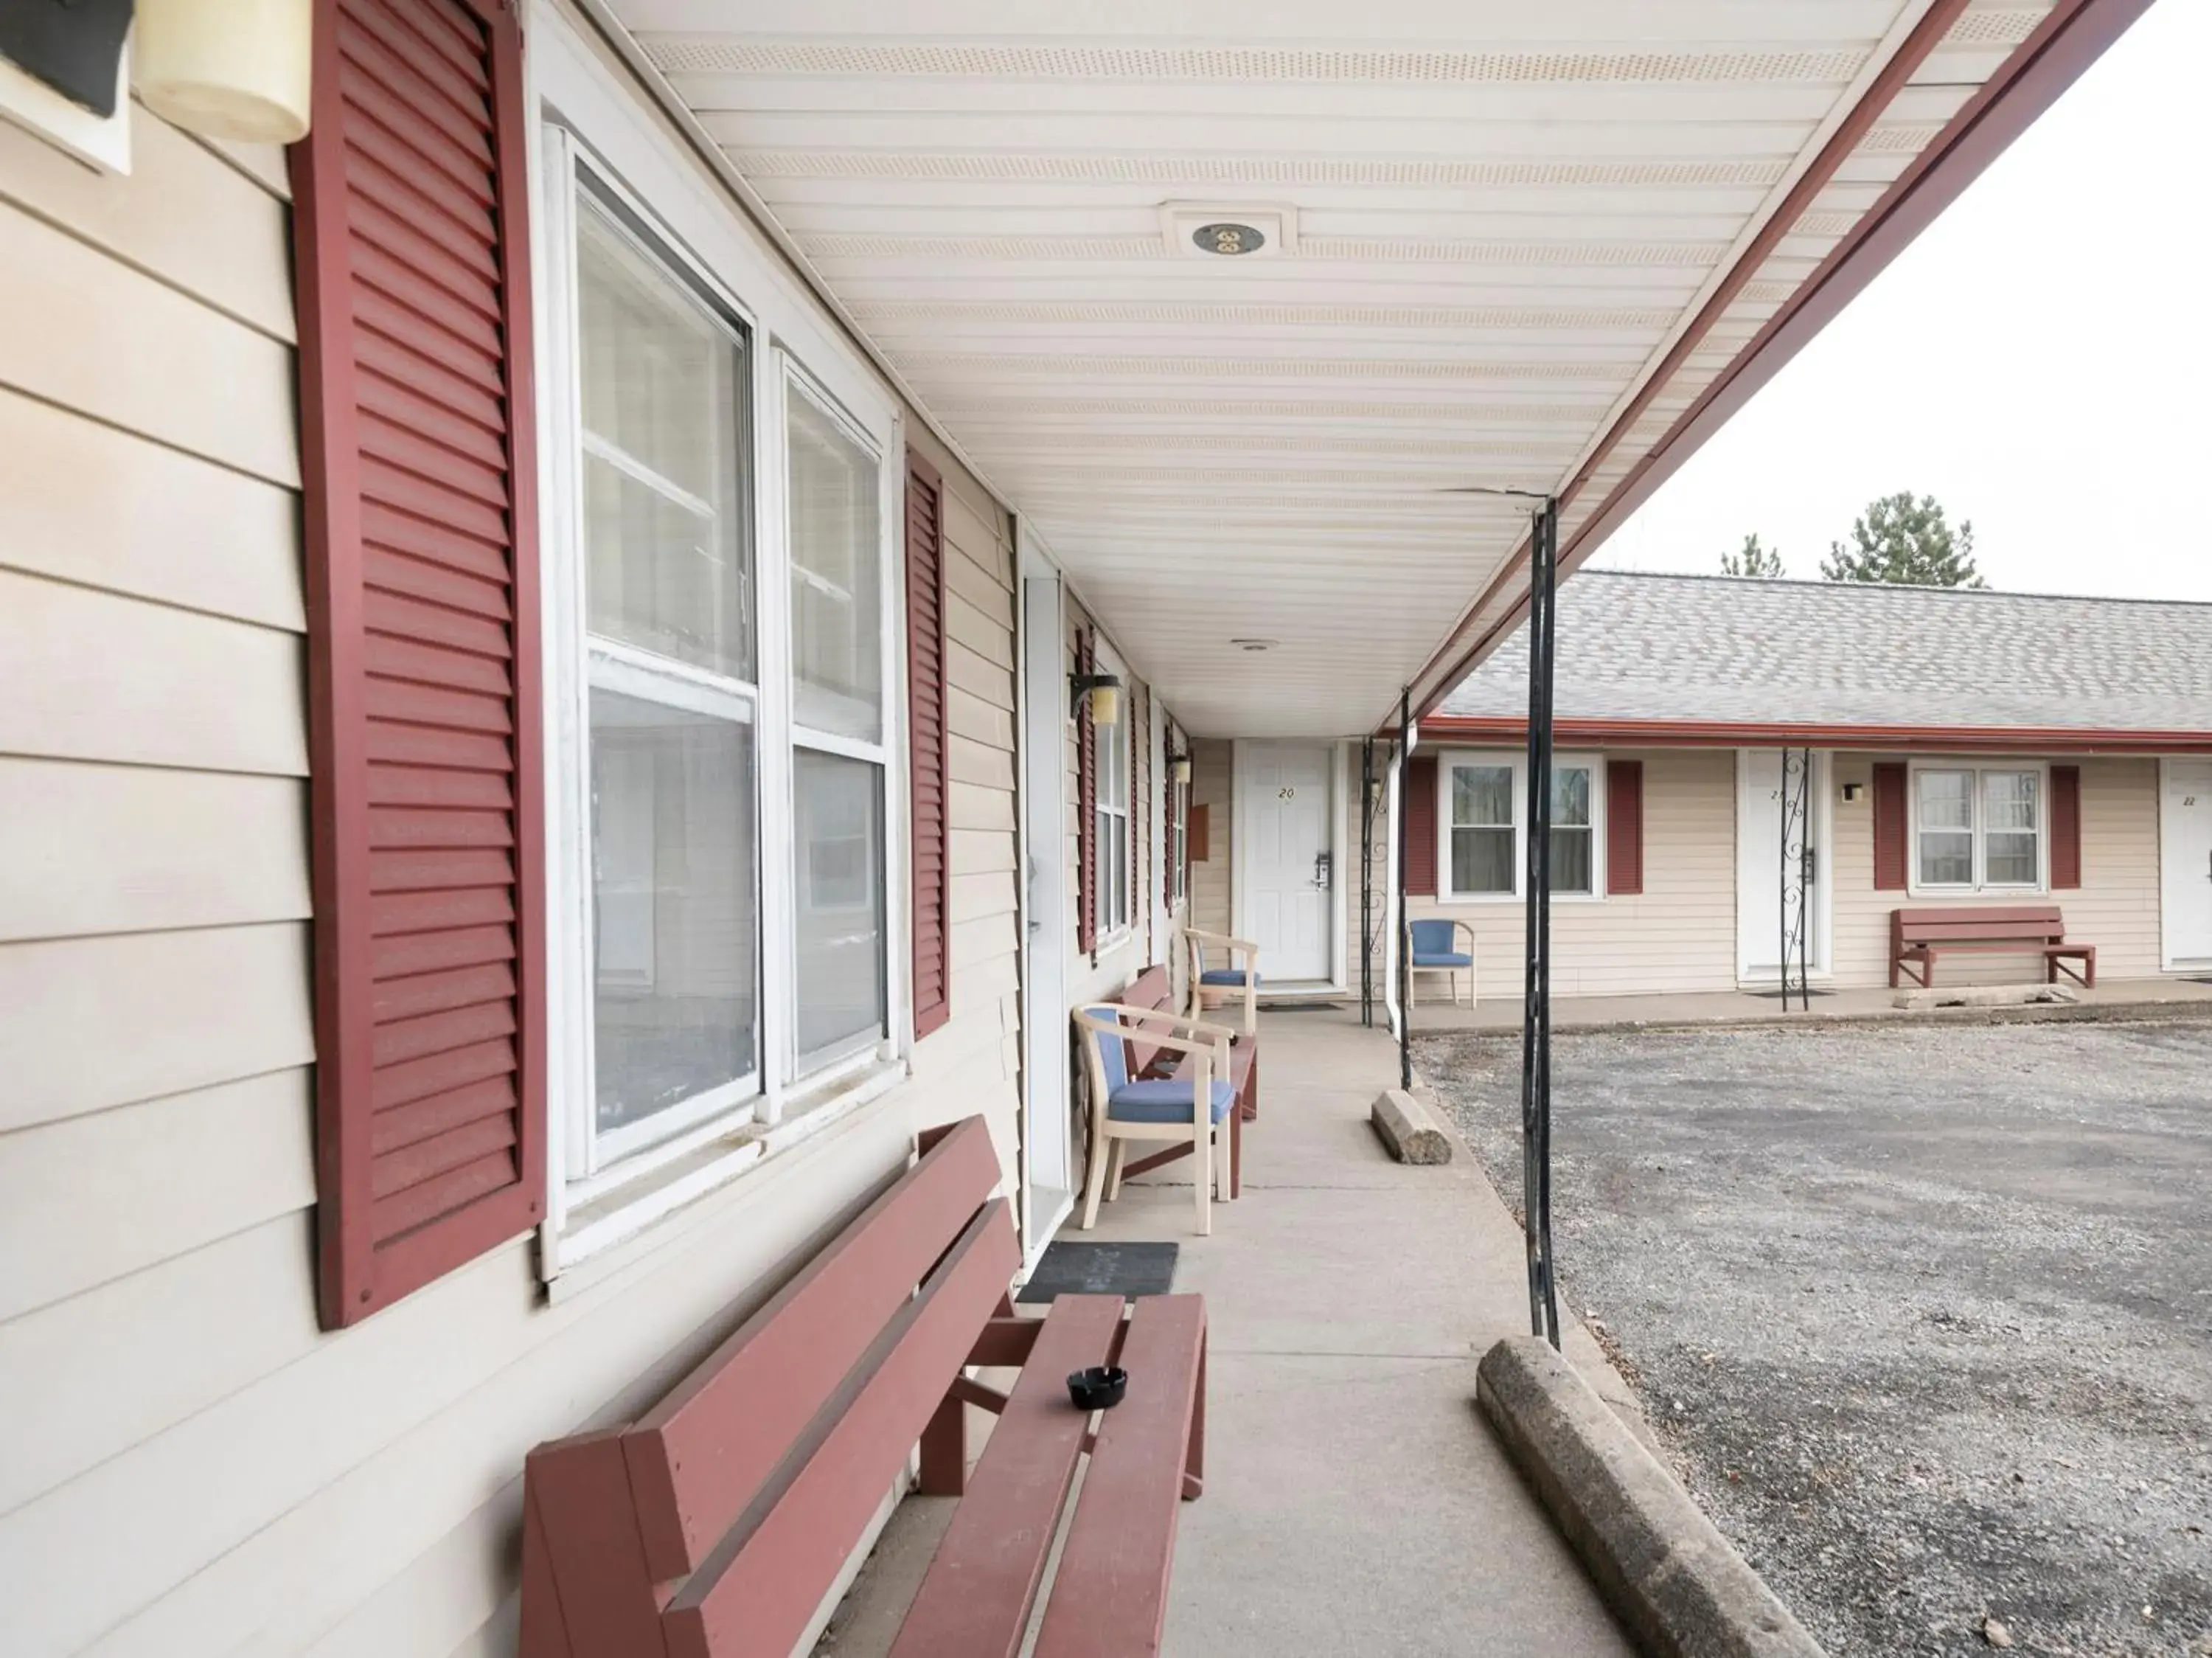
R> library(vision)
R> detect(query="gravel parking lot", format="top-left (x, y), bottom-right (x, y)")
top-left (1420, 1019), bottom-right (2212, 1658)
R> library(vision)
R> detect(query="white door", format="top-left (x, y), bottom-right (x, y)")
top-left (1019, 569), bottom-right (1074, 1254)
top-left (1238, 743), bottom-right (1333, 982)
top-left (2162, 760), bottom-right (2212, 969)
top-left (1737, 749), bottom-right (1827, 982)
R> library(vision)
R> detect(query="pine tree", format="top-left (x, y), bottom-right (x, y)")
top-left (1720, 534), bottom-right (1786, 578)
top-left (1820, 493), bottom-right (1984, 587)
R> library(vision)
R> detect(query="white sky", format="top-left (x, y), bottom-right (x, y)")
top-left (1598, 0), bottom-right (2212, 601)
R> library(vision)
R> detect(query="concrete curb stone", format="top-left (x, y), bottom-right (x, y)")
top-left (1477, 1335), bottom-right (1827, 1658)
top-left (1369, 1087), bottom-right (1452, 1163)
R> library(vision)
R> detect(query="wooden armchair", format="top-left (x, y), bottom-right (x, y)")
top-left (1407, 918), bottom-right (1476, 1009)
top-left (1184, 927), bottom-right (1261, 1036)
top-left (1072, 1003), bottom-right (1238, 1235)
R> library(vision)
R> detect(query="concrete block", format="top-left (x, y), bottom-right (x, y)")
top-left (1477, 1336), bottom-right (1827, 1658)
top-left (1370, 1089), bottom-right (1451, 1165)
top-left (1893, 983), bottom-right (2076, 1012)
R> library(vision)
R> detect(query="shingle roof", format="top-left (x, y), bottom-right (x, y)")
top-left (1437, 571), bottom-right (2212, 732)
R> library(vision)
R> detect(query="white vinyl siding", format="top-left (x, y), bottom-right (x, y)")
top-left (0, 24), bottom-right (1028, 1656)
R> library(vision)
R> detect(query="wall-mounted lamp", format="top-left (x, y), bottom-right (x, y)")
top-left (137, 0), bottom-right (313, 145)
top-left (1840, 781), bottom-right (1866, 804)
top-left (1071, 671), bottom-right (1123, 726)
top-left (1169, 751), bottom-right (1193, 786)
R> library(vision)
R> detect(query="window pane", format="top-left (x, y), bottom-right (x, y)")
top-left (1919, 770), bottom-right (1972, 830)
top-left (788, 388), bottom-right (883, 740)
top-left (1551, 766), bottom-right (1592, 828)
top-left (1920, 831), bottom-right (1974, 886)
top-left (577, 201), bottom-right (751, 681)
top-left (1453, 765), bottom-right (1514, 828)
top-left (1986, 832), bottom-right (2039, 885)
top-left (793, 749), bottom-right (887, 1064)
top-left (1552, 825), bottom-right (1593, 895)
top-left (1986, 771), bottom-right (2039, 831)
top-left (1453, 825), bottom-right (1515, 895)
top-left (589, 688), bottom-right (757, 1135)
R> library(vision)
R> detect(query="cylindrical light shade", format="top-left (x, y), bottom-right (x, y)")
top-left (1088, 684), bottom-right (1122, 726)
top-left (137, 0), bottom-right (313, 145)
top-left (1172, 757), bottom-right (1193, 785)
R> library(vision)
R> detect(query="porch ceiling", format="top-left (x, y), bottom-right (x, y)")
top-left (596, 0), bottom-right (2095, 738)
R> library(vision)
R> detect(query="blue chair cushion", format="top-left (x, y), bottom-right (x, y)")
top-left (1413, 951), bottom-right (1474, 968)
top-left (1199, 968), bottom-right (1259, 987)
top-left (1107, 1078), bottom-right (1237, 1124)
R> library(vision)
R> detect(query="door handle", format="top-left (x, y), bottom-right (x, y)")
top-left (1313, 850), bottom-right (1333, 890)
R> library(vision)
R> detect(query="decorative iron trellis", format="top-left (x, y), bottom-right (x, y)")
top-left (1778, 746), bottom-right (1815, 1013)
top-left (1520, 497), bottom-right (1563, 1350)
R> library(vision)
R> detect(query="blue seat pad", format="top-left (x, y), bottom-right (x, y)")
top-left (1198, 968), bottom-right (1259, 986)
top-left (1108, 1078), bottom-right (1237, 1123)
top-left (1413, 952), bottom-right (1474, 968)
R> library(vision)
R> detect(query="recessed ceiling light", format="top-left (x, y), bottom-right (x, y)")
top-left (1231, 637), bottom-right (1279, 652)
top-left (1161, 201), bottom-right (1298, 260)
top-left (1192, 222), bottom-right (1264, 257)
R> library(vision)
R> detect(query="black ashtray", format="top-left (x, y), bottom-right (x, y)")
top-left (1066, 1366), bottom-right (1127, 1411)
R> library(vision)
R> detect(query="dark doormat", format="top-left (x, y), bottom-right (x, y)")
top-left (1259, 1000), bottom-right (1344, 1012)
top-left (1017, 1241), bottom-right (1179, 1303)
top-left (1745, 987), bottom-right (1837, 1000)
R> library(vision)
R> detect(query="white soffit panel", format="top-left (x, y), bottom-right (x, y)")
top-left (604, 0), bottom-right (2058, 736)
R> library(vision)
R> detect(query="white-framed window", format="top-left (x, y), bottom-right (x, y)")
top-left (785, 367), bottom-right (891, 1075)
top-left (1170, 755), bottom-right (1189, 909)
top-left (1912, 763), bottom-right (2045, 892)
top-left (1439, 752), bottom-right (1604, 901)
top-left (540, 132), bottom-right (901, 1211)
top-left (1094, 647), bottom-right (1133, 938)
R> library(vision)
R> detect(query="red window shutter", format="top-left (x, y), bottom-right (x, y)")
top-left (1403, 755), bottom-right (1439, 896)
top-left (1130, 681), bottom-right (1143, 936)
top-left (1189, 803), bottom-right (1209, 863)
top-left (2051, 765), bottom-right (2082, 889)
top-left (1873, 763), bottom-right (1909, 892)
top-left (291, 0), bottom-right (544, 1329)
top-left (1161, 724), bottom-right (1175, 912)
top-left (1076, 628), bottom-right (1097, 958)
top-left (905, 449), bottom-right (951, 1037)
top-left (1607, 760), bottom-right (1645, 896)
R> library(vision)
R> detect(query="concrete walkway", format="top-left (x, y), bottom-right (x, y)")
top-left (820, 1010), bottom-right (1632, 1657)
top-left (1405, 972), bottom-right (2212, 1034)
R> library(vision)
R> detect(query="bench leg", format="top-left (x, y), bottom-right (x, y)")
top-left (1182, 1331), bottom-right (1206, 1502)
top-left (1105, 1138), bottom-right (1127, 1202)
top-left (919, 1390), bottom-right (967, 1496)
top-left (1229, 1109), bottom-right (1242, 1200)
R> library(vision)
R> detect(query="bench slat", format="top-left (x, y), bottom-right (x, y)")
top-left (1902, 923), bottom-right (2062, 943)
top-left (625, 1116), bottom-right (1003, 1578)
top-left (890, 1294), bottom-right (1127, 1658)
top-left (1032, 1296), bottom-right (1207, 1658)
top-left (664, 1198), bottom-right (1022, 1658)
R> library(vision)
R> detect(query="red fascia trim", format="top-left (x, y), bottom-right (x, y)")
top-left (1399, 0), bottom-right (2157, 730)
top-left (1420, 717), bottom-right (2212, 755)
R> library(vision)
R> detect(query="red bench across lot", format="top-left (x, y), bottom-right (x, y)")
top-left (518, 1116), bottom-right (1206, 1658)
top-left (1891, 903), bottom-right (2097, 991)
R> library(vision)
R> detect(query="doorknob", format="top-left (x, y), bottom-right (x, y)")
top-left (1312, 850), bottom-right (1333, 889)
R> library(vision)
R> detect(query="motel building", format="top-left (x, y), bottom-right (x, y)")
top-left (0, 1), bottom-right (2168, 1654)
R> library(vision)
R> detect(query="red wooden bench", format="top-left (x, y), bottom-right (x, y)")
top-left (1118, 964), bottom-right (1253, 1199)
top-left (518, 1116), bottom-right (1206, 1658)
top-left (1891, 903), bottom-right (2097, 991)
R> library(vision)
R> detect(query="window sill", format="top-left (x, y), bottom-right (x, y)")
top-left (1905, 887), bottom-right (2049, 901)
top-left (540, 1058), bottom-right (905, 1296)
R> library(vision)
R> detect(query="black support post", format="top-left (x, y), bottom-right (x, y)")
top-left (1360, 736), bottom-right (1376, 1027)
top-left (1396, 687), bottom-right (1412, 1092)
top-left (1520, 499), bottom-right (1563, 1349)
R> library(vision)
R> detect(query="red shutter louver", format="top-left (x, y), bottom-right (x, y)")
top-left (292, 0), bottom-right (544, 1329)
top-left (1403, 755), bottom-right (1439, 896)
top-left (1130, 681), bottom-right (1144, 944)
top-left (2051, 764), bottom-right (2082, 889)
top-left (1872, 763), bottom-right (1909, 892)
top-left (1161, 724), bottom-right (1176, 912)
top-left (1076, 628), bottom-right (1097, 960)
top-left (905, 448), bottom-right (952, 1037)
top-left (1606, 760), bottom-right (1645, 896)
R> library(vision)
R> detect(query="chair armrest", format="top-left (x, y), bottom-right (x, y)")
top-left (1185, 928), bottom-right (1261, 961)
top-left (1074, 1005), bottom-right (1231, 1063)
